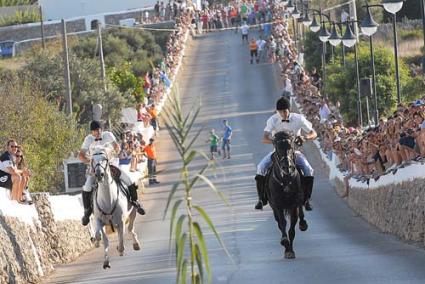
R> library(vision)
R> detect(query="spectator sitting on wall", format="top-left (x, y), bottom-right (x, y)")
top-left (0, 140), bottom-right (28, 204)
top-left (15, 148), bottom-right (33, 205)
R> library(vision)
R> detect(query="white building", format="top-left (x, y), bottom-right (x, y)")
top-left (39, 0), bottom-right (157, 21)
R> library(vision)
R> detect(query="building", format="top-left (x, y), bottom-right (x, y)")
top-left (39, 0), bottom-right (156, 21)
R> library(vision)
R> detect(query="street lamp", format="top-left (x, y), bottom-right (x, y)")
top-left (382, 0), bottom-right (404, 14)
top-left (342, 21), bottom-right (363, 126)
top-left (328, 22), bottom-right (341, 47)
top-left (292, 4), bottom-right (301, 19)
top-left (319, 21), bottom-right (330, 42)
top-left (362, 1), bottom-right (403, 104)
top-left (287, 0), bottom-right (295, 13)
top-left (361, 3), bottom-right (379, 124)
top-left (309, 13), bottom-right (320, 32)
top-left (302, 11), bottom-right (312, 27)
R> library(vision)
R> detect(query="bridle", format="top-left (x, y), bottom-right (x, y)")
top-left (91, 151), bottom-right (119, 217)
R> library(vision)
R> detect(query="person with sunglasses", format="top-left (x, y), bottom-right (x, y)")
top-left (15, 149), bottom-right (33, 205)
top-left (0, 139), bottom-right (28, 204)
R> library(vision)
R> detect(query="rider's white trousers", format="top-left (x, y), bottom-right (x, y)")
top-left (83, 169), bottom-right (133, 192)
top-left (256, 151), bottom-right (314, 177)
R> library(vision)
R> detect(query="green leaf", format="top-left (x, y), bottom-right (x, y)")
top-left (184, 150), bottom-right (197, 166)
top-left (176, 233), bottom-right (187, 284)
top-left (193, 222), bottom-right (211, 283)
top-left (193, 205), bottom-right (234, 264)
top-left (174, 215), bottom-right (186, 249)
top-left (169, 201), bottom-right (184, 248)
top-left (163, 182), bottom-right (181, 220)
top-left (189, 164), bottom-right (210, 189)
top-left (181, 259), bottom-right (188, 284)
top-left (186, 125), bottom-right (205, 153)
top-left (196, 174), bottom-right (229, 206)
top-left (195, 244), bottom-right (204, 283)
top-left (182, 106), bottom-right (201, 142)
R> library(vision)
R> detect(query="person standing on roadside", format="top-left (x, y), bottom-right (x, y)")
top-left (144, 138), bottom-right (160, 185)
top-left (240, 21), bottom-right (249, 44)
top-left (222, 120), bottom-right (233, 159)
top-left (249, 37), bottom-right (259, 64)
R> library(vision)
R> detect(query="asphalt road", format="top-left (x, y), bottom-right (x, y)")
top-left (44, 30), bottom-right (425, 284)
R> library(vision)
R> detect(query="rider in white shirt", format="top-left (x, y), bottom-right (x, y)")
top-left (255, 97), bottom-right (317, 210)
top-left (78, 121), bottom-right (145, 226)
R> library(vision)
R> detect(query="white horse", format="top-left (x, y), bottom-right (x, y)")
top-left (90, 144), bottom-right (140, 269)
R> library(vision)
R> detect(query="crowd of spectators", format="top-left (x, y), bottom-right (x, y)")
top-left (269, 2), bottom-right (425, 185)
top-left (126, 8), bottom-right (192, 185)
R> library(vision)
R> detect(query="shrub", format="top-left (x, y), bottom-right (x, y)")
top-left (0, 81), bottom-right (83, 192)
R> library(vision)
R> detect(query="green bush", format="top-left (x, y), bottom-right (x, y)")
top-left (0, 9), bottom-right (40, 27)
top-left (0, 0), bottom-right (36, 7)
top-left (23, 47), bottom-right (130, 125)
top-left (0, 81), bottom-right (83, 192)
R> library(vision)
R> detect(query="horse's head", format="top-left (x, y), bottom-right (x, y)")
top-left (273, 131), bottom-right (295, 160)
top-left (90, 144), bottom-right (114, 183)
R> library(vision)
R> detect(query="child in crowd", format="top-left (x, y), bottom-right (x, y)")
top-left (206, 129), bottom-right (219, 160)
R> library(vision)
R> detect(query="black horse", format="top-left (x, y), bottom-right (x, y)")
top-left (265, 131), bottom-right (308, 259)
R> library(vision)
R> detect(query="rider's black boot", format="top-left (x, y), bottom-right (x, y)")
top-left (303, 176), bottom-right (314, 211)
top-left (128, 183), bottom-right (146, 215)
top-left (81, 191), bottom-right (93, 226)
top-left (255, 175), bottom-right (267, 210)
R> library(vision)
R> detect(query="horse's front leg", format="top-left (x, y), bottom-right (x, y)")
top-left (285, 208), bottom-right (298, 259)
top-left (98, 219), bottom-right (110, 269)
top-left (128, 208), bottom-right (141, 251)
top-left (298, 206), bottom-right (308, 231)
top-left (271, 206), bottom-right (288, 247)
top-left (117, 220), bottom-right (125, 256)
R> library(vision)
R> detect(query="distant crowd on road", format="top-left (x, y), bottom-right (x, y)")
top-left (268, 1), bottom-right (425, 187)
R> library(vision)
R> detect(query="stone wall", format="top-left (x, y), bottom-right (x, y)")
top-left (105, 11), bottom-right (145, 25)
top-left (0, 193), bottom-right (92, 284)
top-left (0, 19), bottom-right (85, 42)
top-left (331, 178), bottom-right (425, 247)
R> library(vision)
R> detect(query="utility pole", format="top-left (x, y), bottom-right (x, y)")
top-left (97, 22), bottom-right (107, 92)
top-left (61, 19), bottom-right (72, 116)
top-left (39, 5), bottom-right (45, 49)
top-left (349, 0), bottom-right (359, 39)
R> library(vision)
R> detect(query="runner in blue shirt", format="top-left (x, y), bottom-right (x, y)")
top-left (222, 119), bottom-right (233, 159)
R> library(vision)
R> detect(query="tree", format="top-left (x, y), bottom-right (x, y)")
top-left (324, 43), bottom-right (424, 125)
top-left (0, 81), bottom-right (83, 192)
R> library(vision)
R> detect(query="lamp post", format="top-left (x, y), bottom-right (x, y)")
top-left (365, 1), bottom-right (404, 104)
top-left (361, 3), bottom-right (379, 124)
top-left (341, 21), bottom-right (363, 127)
top-left (421, 0), bottom-right (425, 74)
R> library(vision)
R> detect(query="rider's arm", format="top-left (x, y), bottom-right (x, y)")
top-left (262, 131), bottom-right (273, 144)
top-left (78, 149), bottom-right (90, 164)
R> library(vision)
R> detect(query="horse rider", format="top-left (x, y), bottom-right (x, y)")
top-left (255, 97), bottom-right (317, 211)
top-left (79, 121), bottom-right (145, 226)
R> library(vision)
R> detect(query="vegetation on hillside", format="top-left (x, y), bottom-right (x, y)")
top-left (0, 28), bottom-right (170, 192)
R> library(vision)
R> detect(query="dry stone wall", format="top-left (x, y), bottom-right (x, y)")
top-left (328, 167), bottom-right (425, 247)
top-left (0, 193), bottom-right (92, 284)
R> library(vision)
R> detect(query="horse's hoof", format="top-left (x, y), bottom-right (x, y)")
top-left (284, 251), bottom-right (296, 259)
top-left (103, 261), bottom-right (111, 269)
top-left (133, 242), bottom-right (141, 251)
top-left (299, 220), bottom-right (308, 231)
top-left (280, 237), bottom-right (290, 249)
